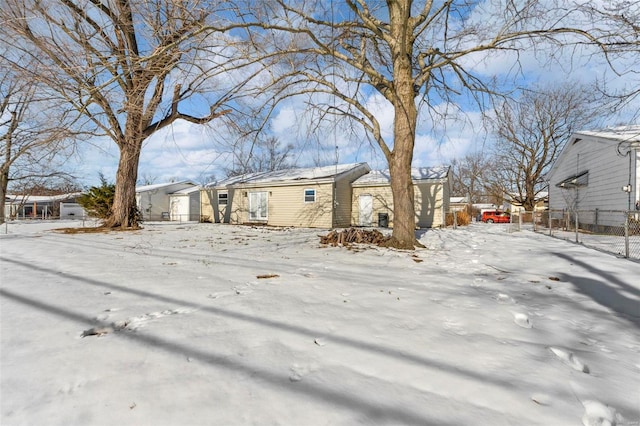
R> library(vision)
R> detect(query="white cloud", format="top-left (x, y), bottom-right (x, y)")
top-left (70, 0), bottom-right (639, 185)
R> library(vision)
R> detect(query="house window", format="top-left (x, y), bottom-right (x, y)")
top-left (304, 189), bottom-right (316, 203)
top-left (218, 192), bottom-right (228, 205)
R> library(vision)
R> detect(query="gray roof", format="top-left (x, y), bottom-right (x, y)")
top-left (209, 163), bottom-right (370, 187)
top-left (353, 166), bottom-right (450, 185)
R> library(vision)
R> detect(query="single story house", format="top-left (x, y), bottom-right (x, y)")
top-left (201, 163), bottom-right (370, 228)
top-left (547, 125), bottom-right (640, 227)
top-left (504, 192), bottom-right (548, 213)
top-left (4, 193), bottom-right (84, 220)
top-left (351, 166), bottom-right (451, 228)
top-left (136, 181), bottom-right (199, 221)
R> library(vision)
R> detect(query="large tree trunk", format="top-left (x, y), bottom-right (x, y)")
top-left (104, 142), bottom-right (141, 229)
top-left (384, 0), bottom-right (422, 249)
top-left (388, 149), bottom-right (418, 249)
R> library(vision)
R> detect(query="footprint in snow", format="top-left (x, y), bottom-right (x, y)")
top-left (496, 293), bottom-right (515, 304)
top-left (443, 318), bottom-right (468, 336)
top-left (581, 400), bottom-right (623, 426)
top-left (289, 363), bottom-right (316, 382)
top-left (233, 284), bottom-right (253, 295)
top-left (513, 312), bottom-right (532, 328)
top-left (471, 278), bottom-right (486, 288)
top-left (549, 347), bottom-right (590, 373)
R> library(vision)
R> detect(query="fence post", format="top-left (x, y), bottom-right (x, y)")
top-left (453, 210), bottom-right (457, 230)
top-left (625, 212), bottom-right (630, 259)
top-left (575, 210), bottom-right (579, 243)
top-left (548, 211), bottom-right (552, 236)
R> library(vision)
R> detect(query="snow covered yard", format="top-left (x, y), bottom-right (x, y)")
top-left (1, 221), bottom-right (639, 426)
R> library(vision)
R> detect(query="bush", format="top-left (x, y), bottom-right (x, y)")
top-left (446, 210), bottom-right (471, 227)
top-left (77, 175), bottom-right (115, 219)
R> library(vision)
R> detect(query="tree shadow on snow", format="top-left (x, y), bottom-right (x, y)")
top-left (552, 252), bottom-right (640, 329)
top-left (1, 256), bottom-right (537, 425)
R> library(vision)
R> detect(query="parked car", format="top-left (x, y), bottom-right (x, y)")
top-left (481, 211), bottom-right (511, 223)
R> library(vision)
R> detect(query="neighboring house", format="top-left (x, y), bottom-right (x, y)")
top-left (547, 125), bottom-right (640, 227)
top-left (201, 163), bottom-right (370, 228)
top-left (449, 196), bottom-right (468, 212)
top-left (4, 193), bottom-right (84, 219)
top-left (169, 186), bottom-right (201, 222)
top-left (136, 181), bottom-right (199, 221)
top-left (504, 192), bottom-right (548, 213)
top-left (351, 166), bottom-right (451, 228)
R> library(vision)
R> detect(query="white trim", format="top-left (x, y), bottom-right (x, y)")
top-left (248, 191), bottom-right (268, 221)
top-left (218, 191), bottom-right (228, 205)
top-left (304, 188), bottom-right (316, 203)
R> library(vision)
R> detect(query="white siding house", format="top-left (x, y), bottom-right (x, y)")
top-left (136, 181), bottom-right (199, 221)
top-left (547, 126), bottom-right (640, 227)
top-left (4, 193), bottom-right (84, 219)
top-left (201, 163), bottom-right (370, 228)
top-left (351, 166), bottom-right (451, 228)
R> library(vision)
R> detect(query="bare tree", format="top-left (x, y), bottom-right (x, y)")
top-left (451, 151), bottom-right (490, 205)
top-left (1, 0), bottom-right (257, 228)
top-left (224, 136), bottom-right (296, 177)
top-left (486, 83), bottom-right (601, 211)
top-left (578, 1), bottom-right (640, 110)
top-left (238, 0), bottom-right (599, 248)
top-left (1, 60), bottom-right (74, 224)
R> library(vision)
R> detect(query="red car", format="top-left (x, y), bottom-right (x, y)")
top-left (481, 211), bottom-right (511, 223)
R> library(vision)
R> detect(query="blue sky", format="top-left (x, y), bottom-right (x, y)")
top-left (67, 3), bottom-right (640, 188)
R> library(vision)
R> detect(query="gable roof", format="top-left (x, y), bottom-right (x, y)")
top-left (450, 196), bottom-right (468, 204)
top-left (547, 125), bottom-right (640, 182)
top-left (136, 181), bottom-right (195, 193)
top-left (352, 166), bottom-right (450, 186)
top-left (170, 186), bottom-right (201, 195)
top-left (210, 163), bottom-right (370, 188)
top-left (574, 125), bottom-right (640, 143)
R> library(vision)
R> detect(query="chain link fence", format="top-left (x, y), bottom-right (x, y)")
top-left (508, 209), bottom-right (640, 260)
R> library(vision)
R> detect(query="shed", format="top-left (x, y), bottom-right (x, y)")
top-left (201, 163), bottom-right (370, 228)
top-left (136, 181), bottom-right (198, 221)
top-left (168, 186), bottom-right (201, 222)
top-left (351, 166), bottom-right (451, 228)
top-left (547, 125), bottom-right (640, 226)
top-left (449, 196), bottom-right (468, 212)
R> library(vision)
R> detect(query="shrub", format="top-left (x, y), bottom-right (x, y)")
top-left (77, 175), bottom-right (115, 219)
top-left (446, 210), bottom-right (471, 226)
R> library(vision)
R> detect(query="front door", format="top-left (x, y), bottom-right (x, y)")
top-left (248, 191), bottom-right (268, 221)
top-left (359, 194), bottom-right (373, 226)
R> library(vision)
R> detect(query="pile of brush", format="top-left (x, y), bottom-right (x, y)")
top-left (320, 228), bottom-right (389, 247)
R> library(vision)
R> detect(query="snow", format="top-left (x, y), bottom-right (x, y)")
top-left (1, 221), bottom-right (639, 426)
top-left (135, 181), bottom-right (195, 193)
top-left (577, 125), bottom-right (640, 143)
top-left (352, 166), bottom-right (450, 185)
top-left (211, 163), bottom-right (370, 188)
